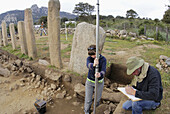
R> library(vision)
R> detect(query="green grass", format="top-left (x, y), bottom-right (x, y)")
top-left (105, 38), bottom-right (137, 51)
top-left (141, 46), bottom-right (170, 66)
top-left (1, 44), bottom-right (32, 60)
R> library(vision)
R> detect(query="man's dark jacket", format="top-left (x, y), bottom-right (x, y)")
top-left (133, 66), bottom-right (163, 102)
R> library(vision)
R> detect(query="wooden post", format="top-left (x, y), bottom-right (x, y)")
top-left (156, 26), bottom-right (159, 40)
top-left (166, 26), bottom-right (169, 42)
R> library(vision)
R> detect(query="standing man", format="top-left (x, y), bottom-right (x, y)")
top-left (40, 22), bottom-right (47, 36)
top-left (84, 45), bottom-right (107, 114)
top-left (123, 56), bottom-right (163, 114)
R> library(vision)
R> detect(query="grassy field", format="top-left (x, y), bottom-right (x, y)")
top-left (1, 34), bottom-right (170, 113)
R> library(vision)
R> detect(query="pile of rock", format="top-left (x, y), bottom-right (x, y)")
top-left (60, 28), bottom-right (75, 34)
top-left (106, 29), bottom-right (155, 41)
top-left (0, 50), bottom-right (130, 113)
top-left (156, 55), bottom-right (170, 73)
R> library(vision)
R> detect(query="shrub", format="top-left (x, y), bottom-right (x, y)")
top-left (138, 26), bottom-right (144, 35)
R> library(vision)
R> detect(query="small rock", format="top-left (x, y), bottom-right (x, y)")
top-left (27, 67), bottom-right (33, 73)
top-left (36, 75), bottom-right (41, 82)
top-left (31, 73), bottom-right (36, 78)
top-left (23, 74), bottom-right (30, 78)
top-left (57, 88), bottom-right (61, 92)
top-left (104, 109), bottom-right (111, 114)
top-left (66, 96), bottom-right (72, 100)
top-left (9, 87), bottom-right (13, 91)
top-left (0, 67), bottom-right (10, 77)
top-left (156, 62), bottom-right (162, 71)
top-left (56, 91), bottom-right (66, 99)
top-left (51, 84), bottom-right (57, 90)
top-left (30, 78), bottom-right (34, 83)
top-left (38, 59), bottom-right (50, 66)
top-left (15, 59), bottom-right (23, 67)
top-left (72, 102), bottom-right (80, 106)
top-left (35, 81), bottom-right (41, 88)
top-left (63, 75), bottom-right (71, 82)
top-left (14, 84), bottom-right (19, 90)
top-left (159, 55), bottom-right (168, 60)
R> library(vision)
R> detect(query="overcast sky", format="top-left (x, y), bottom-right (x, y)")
top-left (0, 0), bottom-right (169, 20)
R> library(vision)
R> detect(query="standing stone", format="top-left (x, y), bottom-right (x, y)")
top-left (0, 30), bottom-right (2, 47)
top-left (24, 8), bottom-right (37, 58)
top-left (1, 21), bottom-right (8, 46)
top-left (48, 0), bottom-right (62, 68)
top-left (9, 23), bottom-right (17, 50)
top-left (18, 21), bottom-right (28, 54)
top-left (69, 22), bottom-right (106, 75)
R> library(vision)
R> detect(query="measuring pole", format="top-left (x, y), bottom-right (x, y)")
top-left (93, 0), bottom-right (100, 113)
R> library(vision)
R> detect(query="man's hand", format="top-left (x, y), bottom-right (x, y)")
top-left (95, 72), bottom-right (100, 78)
top-left (125, 86), bottom-right (136, 96)
top-left (93, 58), bottom-right (99, 67)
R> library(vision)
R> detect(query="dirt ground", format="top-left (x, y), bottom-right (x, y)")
top-left (0, 74), bottom-right (84, 114)
top-left (0, 34), bottom-right (167, 114)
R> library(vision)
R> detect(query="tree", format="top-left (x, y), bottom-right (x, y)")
top-left (38, 16), bottom-right (47, 27)
top-left (72, 2), bottom-right (95, 16)
top-left (126, 9), bottom-right (138, 19)
top-left (162, 9), bottom-right (170, 24)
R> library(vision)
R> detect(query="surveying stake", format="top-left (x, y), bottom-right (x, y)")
top-left (93, 0), bottom-right (100, 113)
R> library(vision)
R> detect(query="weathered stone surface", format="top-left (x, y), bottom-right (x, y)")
top-left (131, 37), bottom-right (136, 41)
top-left (1, 21), bottom-right (8, 46)
top-left (18, 21), bottom-right (28, 55)
top-left (9, 23), bottom-right (17, 50)
top-left (165, 58), bottom-right (170, 66)
top-left (14, 59), bottom-right (23, 67)
top-left (51, 83), bottom-right (57, 90)
top-left (95, 104), bottom-right (109, 114)
top-left (129, 32), bottom-right (137, 37)
top-left (119, 30), bottom-right (127, 35)
top-left (0, 67), bottom-right (10, 77)
top-left (45, 69), bottom-right (62, 81)
top-left (72, 102), bottom-right (80, 106)
top-left (63, 75), bottom-right (71, 82)
top-left (113, 95), bottom-right (128, 114)
top-left (69, 22), bottom-right (106, 74)
top-left (159, 55), bottom-right (168, 60)
top-left (56, 90), bottom-right (66, 99)
top-left (24, 8), bottom-right (37, 59)
top-left (66, 96), bottom-right (72, 100)
top-left (38, 59), bottom-right (50, 66)
top-left (0, 30), bottom-right (2, 47)
top-left (102, 90), bottom-right (122, 103)
top-left (74, 83), bottom-right (85, 97)
top-left (156, 62), bottom-right (162, 71)
top-left (109, 103), bottom-right (117, 112)
top-left (48, 0), bottom-right (62, 68)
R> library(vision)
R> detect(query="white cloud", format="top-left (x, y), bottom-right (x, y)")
top-left (0, 0), bottom-right (169, 20)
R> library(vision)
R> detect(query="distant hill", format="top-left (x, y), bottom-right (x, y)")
top-left (0, 4), bottom-right (77, 25)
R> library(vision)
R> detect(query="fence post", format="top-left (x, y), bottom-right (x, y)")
top-left (166, 26), bottom-right (169, 42)
top-left (124, 23), bottom-right (126, 30)
top-left (144, 25), bottom-right (146, 36)
top-left (156, 26), bottom-right (159, 40)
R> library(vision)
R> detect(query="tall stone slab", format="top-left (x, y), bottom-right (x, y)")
top-left (18, 21), bottom-right (28, 55)
top-left (1, 21), bottom-right (8, 46)
top-left (0, 30), bottom-right (2, 47)
top-left (24, 8), bottom-right (37, 58)
top-left (48, 0), bottom-right (62, 68)
top-left (9, 23), bottom-right (17, 50)
top-left (69, 22), bottom-right (106, 75)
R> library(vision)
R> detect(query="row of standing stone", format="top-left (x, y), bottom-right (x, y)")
top-left (0, 0), bottom-right (62, 68)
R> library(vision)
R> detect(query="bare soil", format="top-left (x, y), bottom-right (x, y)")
top-left (0, 35), bottom-right (166, 114)
top-left (0, 74), bottom-right (84, 114)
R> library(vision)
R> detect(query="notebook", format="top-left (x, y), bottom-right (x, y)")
top-left (118, 87), bottom-right (142, 101)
